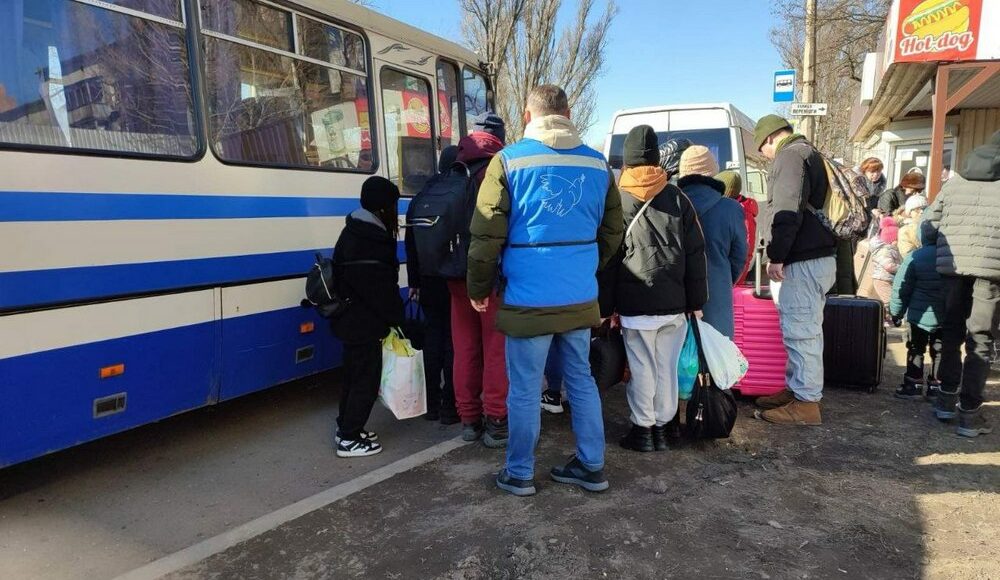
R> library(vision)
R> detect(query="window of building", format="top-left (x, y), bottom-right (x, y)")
top-left (462, 68), bottom-right (490, 135)
top-left (437, 61), bottom-right (461, 150)
top-left (381, 68), bottom-right (435, 195)
top-left (0, 0), bottom-right (198, 157)
top-left (200, 0), bottom-right (374, 171)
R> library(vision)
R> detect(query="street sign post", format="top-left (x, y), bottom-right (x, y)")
top-left (773, 69), bottom-right (795, 102)
top-left (789, 103), bottom-right (828, 116)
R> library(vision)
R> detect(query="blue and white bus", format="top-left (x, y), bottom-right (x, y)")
top-left (0, 0), bottom-right (493, 467)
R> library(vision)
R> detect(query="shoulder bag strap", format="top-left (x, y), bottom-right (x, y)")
top-left (625, 198), bottom-right (655, 239)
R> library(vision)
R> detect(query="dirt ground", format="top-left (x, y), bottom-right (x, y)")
top-left (170, 330), bottom-right (1000, 580)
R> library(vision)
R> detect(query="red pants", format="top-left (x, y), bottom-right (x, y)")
top-left (448, 280), bottom-right (508, 422)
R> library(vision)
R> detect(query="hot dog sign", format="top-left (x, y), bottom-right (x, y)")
top-left (893, 0), bottom-right (993, 62)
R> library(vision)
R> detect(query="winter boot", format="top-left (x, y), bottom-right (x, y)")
top-left (755, 389), bottom-right (795, 410)
top-left (957, 406), bottom-right (992, 438)
top-left (894, 376), bottom-right (924, 400)
top-left (619, 423), bottom-right (654, 452)
top-left (933, 389), bottom-right (959, 421)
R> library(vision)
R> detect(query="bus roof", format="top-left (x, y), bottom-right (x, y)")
top-left (607, 103), bottom-right (756, 133)
top-left (293, 0), bottom-right (483, 67)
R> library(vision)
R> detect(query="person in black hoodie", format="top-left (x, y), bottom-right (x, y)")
top-left (603, 125), bottom-right (708, 452)
top-left (330, 176), bottom-right (405, 458)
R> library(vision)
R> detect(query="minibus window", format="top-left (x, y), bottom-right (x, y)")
top-left (462, 68), bottom-right (490, 135)
top-left (437, 61), bottom-right (462, 150)
top-left (608, 128), bottom-right (733, 171)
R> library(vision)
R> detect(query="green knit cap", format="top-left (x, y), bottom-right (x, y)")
top-left (715, 170), bottom-right (742, 198)
top-left (753, 114), bottom-right (792, 152)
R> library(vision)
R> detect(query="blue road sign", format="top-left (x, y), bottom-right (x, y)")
top-left (774, 70), bottom-right (796, 103)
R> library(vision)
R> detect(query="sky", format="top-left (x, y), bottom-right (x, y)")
top-left (368, 0), bottom-right (788, 146)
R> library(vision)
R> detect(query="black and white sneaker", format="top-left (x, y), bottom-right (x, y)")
top-left (541, 391), bottom-right (564, 414)
top-left (335, 430), bottom-right (378, 444)
top-left (336, 437), bottom-right (383, 458)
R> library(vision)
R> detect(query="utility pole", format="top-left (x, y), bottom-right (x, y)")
top-left (801, 0), bottom-right (817, 141)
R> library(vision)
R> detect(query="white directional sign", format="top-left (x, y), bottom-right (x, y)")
top-left (789, 103), bottom-right (828, 116)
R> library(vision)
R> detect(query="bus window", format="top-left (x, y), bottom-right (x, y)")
top-left (200, 0), bottom-right (293, 52)
top-left (297, 16), bottom-right (367, 73)
top-left (607, 128), bottom-right (733, 171)
top-left (100, 1), bottom-right (182, 21)
top-left (201, 2), bottom-right (374, 171)
top-left (381, 68), bottom-right (435, 195)
top-left (463, 68), bottom-right (489, 135)
top-left (437, 61), bottom-right (462, 150)
top-left (0, 0), bottom-right (197, 157)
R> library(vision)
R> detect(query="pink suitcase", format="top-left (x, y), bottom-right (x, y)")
top-left (732, 258), bottom-right (787, 397)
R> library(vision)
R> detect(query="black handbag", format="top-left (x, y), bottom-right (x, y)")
top-left (589, 321), bottom-right (626, 390)
top-left (684, 313), bottom-right (738, 440)
top-left (400, 298), bottom-right (426, 350)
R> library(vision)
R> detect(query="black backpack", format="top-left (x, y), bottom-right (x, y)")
top-left (302, 253), bottom-right (379, 319)
top-left (407, 159), bottom-right (490, 279)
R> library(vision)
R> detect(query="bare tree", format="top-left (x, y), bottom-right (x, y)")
top-left (771, 0), bottom-right (890, 160)
top-left (461, 0), bottom-right (617, 140)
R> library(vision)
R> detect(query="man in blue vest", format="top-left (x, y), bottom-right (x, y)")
top-left (467, 85), bottom-right (624, 496)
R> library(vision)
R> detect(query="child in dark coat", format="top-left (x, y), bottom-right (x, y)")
top-left (330, 176), bottom-right (405, 457)
top-left (889, 220), bottom-right (944, 400)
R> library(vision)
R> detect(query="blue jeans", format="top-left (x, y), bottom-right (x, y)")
top-left (544, 341), bottom-right (562, 395)
top-left (772, 256), bottom-right (837, 402)
top-left (505, 329), bottom-right (605, 480)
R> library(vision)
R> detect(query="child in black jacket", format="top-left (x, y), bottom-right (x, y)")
top-left (330, 176), bottom-right (404, 457)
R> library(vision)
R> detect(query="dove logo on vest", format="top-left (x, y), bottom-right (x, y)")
top-left (540, 174), bottom-right (586, 217)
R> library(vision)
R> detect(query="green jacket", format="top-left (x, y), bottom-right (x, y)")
top-left (467, 116), bottom-right (624, 337)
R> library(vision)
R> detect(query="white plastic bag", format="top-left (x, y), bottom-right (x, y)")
top-left (379, 328), bottom-right (427, 419)
top-left (696, 319), bottom-right (749, 390)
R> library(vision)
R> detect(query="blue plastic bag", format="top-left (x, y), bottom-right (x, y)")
top-left (677, 321), bottom-right (698, 401)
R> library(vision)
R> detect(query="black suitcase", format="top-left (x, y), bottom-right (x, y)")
top-left (823, 295), bottom-right (886, 392)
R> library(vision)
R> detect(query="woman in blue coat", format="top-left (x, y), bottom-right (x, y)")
top-left (676, 146), bottom-right (748, 339)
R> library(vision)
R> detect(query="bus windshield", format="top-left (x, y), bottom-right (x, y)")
top-left (608, 128), bottom-right (733, 171)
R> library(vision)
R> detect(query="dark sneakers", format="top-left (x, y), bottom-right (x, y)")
top-left (895, 378), bottom-right (924, 400)
top-left (483, 416), bottom-right (509, 448)
top-left (550, 456), bottom-right (609, 492)
top-left (925, 380), bottom-right (941, 401)
top-left (496, 470), bottom-right (536, 497)
top-left (335, 430), bottom-right (378, 444)
top-left (336, 437), bottom-right (383, 458)
top-left (619, 424), bottom-right (654, 452)
top-left (541, 391), bottom-right (564, 414)
top-left (462, 419), bottom-right (484, 442)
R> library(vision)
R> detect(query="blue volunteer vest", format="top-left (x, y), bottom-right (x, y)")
top-left (499, 139), bottom-right (611, 308)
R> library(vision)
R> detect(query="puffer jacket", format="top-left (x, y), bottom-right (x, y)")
top-left (762, 134), bottom-right (836, 265)
top-left (925, 133), bottom-right (1000, 280)
top-left (890, 221), bottom-right (942, 332)
top-left (601, 166), bottom-right (708, 317)
top-left (871, 239), bottom-right (902, 282)
top-left (331, 209), bottom-right (404, 345)
top-left (679, 174), bottom-right (748, 339)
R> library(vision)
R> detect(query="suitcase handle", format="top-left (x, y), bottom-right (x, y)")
top-left (753, 247), bottom-right (772, 300)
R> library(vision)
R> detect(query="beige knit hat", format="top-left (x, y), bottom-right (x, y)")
top-left (679, 145), bottom-right (720, 178)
